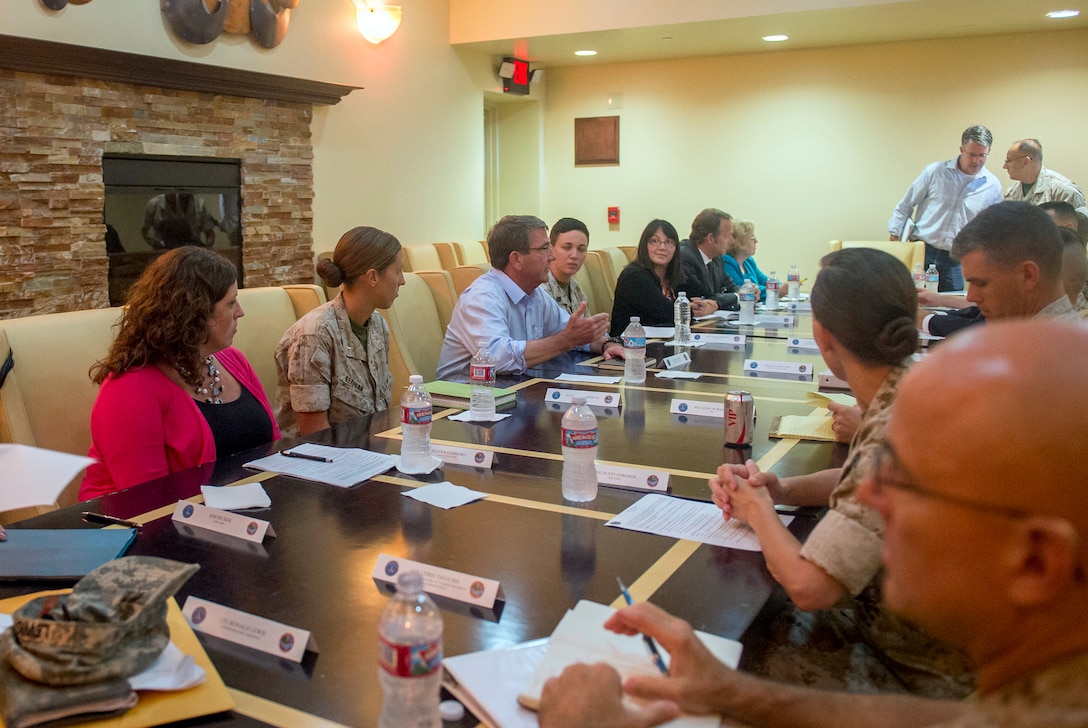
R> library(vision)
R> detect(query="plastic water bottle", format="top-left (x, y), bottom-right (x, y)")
top-left (674, 291), bottom-right (691, 344)
top-left (738, 280), bottom-right (757, 324)
top-left (561, 395), bottom-right (598, 502)
top-left (378, 571), bottom-right (443, 728)
top-left (622, 317), bottom-right (646, 384)
top-left (765, 271), bottom-right (780, 310)
top-left (786, 265), bottom-right (801, 300)
top-left (925, 264), bottom-right (939, 294)
top-left (400, 375), bottom-right (433, 473)
top-left (469, 339), bottom-right (495, 420)
top-left (911, 262), bottom-right (925, 289)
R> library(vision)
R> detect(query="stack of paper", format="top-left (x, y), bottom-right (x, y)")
top-left (244, 443), bottom-right (394, 488)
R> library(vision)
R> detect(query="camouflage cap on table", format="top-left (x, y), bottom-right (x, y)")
top-left (2, 556), bottom-right (199, 686)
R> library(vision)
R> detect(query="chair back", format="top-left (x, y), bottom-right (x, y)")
top-left (573, 268), bottom-right (601, 315)
top-left (828, 240), bottom-right (926, 271)
top-left (458, 241), bottom-right (490, 266)
top-left (599, 248), bottom-right (629, 290)
top-left (382, 272), bottom-right (445, 394)
top-left (432, 242), bottom-right (462, 271)
top-left (412, 270), bottom-right (457, 330)
top-left (403, 244), bottom-right (443, 273)
top-left (450, 264), bottom-right (489, 295)
top-left (619, 245), bottom-right (637, 263)
top-left (582, 252), bottom-right (615, 315)
top-left (234, 285), bottom-right (327, 401)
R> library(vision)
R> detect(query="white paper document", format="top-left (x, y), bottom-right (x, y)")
top-left (244, 443), bottom-right (394, 488)
top-left (448, 410), bottom-right (512, 423)
top-left (0, 444), bottom-right (96, 511)
top-left (606, 494), bottom-right (793, 551)
top-left (655, 370), bottom-right (703, 380)
top-left (403, 481), bottom-right (487, 509)
top-left (553, 373), bottom-right (622, 384)
top-left (201, 482), bottom-right (271, 510)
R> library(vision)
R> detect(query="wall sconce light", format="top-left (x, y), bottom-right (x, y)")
top-left (352, 0), bottom-right (401, 44)
top-left (498, 61), bottom-right (515, 79)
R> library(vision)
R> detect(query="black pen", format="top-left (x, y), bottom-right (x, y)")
top-left (281, 450), bottom-right (333, 463)
top-left (617, 577), bottom-right (669, 675)
top-left (82, 511), bottom-right (141, 530)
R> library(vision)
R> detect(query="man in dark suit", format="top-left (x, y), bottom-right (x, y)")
top-left (679, 208), bottom-right (739, 311)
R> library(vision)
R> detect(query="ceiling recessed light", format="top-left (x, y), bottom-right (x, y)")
top-left (574, 50), bottom-right (598, 57)
top-left (1046, 9), bottom-right (1080, 17)
top-left (762, 34), bottom-right (789, 42)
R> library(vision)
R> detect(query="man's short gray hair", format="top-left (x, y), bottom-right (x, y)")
top-left (961, 125), bottom-right (993, 149)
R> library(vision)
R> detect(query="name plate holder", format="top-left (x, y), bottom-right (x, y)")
top-left (743, 359), bottom-right (814, 381)
top-left (545, 388), bottom-right (621, 408)
top-left (182, 596), bottom-right (318, 663)
top-left (595, 463), bottom-right (670, 493)
top-left (430, 444), bottom-right (494, 469)
top-left (691, 333), bottom-right (746, 346)
top-left (373, 554), bottom-right (505, 622)
top-left (661, 351), bottom-right (692, 369)
top-left (669, 398), bottom-right (725, 419)
top-left (171, 501), bottom-right (275, 543)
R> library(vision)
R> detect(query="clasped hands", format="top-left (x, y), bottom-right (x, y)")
top-left (708, 459), bottom-right (782, 526)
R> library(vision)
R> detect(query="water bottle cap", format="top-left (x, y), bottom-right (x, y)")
top-left (409, 374), bottom-right (423, 384)
top-left (440, 701), bottom-right (465, 722)
top-left (572, 395), bottom-right (588, 405)
top-left (630, 316), bottom-right (640, 322)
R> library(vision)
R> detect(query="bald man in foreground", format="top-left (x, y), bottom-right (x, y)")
top-left (539, 320), bottom-right (1088, 728)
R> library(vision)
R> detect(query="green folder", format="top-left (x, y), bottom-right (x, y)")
top-left (423, 381), bottom-right (517, 410)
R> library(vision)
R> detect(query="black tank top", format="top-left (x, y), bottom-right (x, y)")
top-left (196, 384), bottom-right (275, 457)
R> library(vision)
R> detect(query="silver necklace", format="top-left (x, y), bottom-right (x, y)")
top-left (195, 355), bottom-right (223, 404)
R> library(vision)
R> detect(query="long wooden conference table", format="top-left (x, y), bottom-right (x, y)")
top-left (3, 316), bottom-right (849, 727)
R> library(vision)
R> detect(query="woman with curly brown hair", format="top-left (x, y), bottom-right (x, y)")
top-left (80, 247), bottom-right (279, 500)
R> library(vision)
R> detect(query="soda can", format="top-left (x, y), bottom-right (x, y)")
top-left (725, 390), bottom-right (755, 447)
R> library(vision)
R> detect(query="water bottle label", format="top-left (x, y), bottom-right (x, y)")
top-left (378, 636), bottom-right (442, 678)
top-left (623, 336), bottom-right (646, 348)
top-left (788, 274), bottom-right (800, 282)
top-left (469, 364), bottom-right (493, 382)
top-left (767, 281), bottom-right (779, 291)
top-left (562, 426), bottom-right (598, 449)
top-left (740, 293), bottom-right (756, 302)
top-left (401, 405), bottom-right (432, 425)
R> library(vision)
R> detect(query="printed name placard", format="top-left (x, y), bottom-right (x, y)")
top-left (669, 398), bottom-right (726, 419)
top-left (786, 337), bottom-right (819, 350)
top-left (743, 359), bottom-right (814, 380)
top-left (544, 388), bottom-right (621, 408)
top-left (755, 314), bottom-right (795, 327)
top-left (430, 444), bottom-right (494, 469)
top-left (691, 333), bottom-right (746, 345)
top-left (595, 463), bottom-right (670, 493)
top-left (182, 596), bottom-right (317, 662)
top-left (661, 351), bottom-right (692, 369)
top-left (171, 501), bottom-right (275, 543)
top-left (782, 301), bottom-right (811, 312)
top-left (373, 554), bottom-right (503, 610)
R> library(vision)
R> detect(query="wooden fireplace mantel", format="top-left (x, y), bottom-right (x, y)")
top-left (0, 34), bottom-right (360, 106)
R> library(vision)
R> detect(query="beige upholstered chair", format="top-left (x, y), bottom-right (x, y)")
top-left (827, 240), bottom-right (926, 271)
top-left (234, 284), bottom-right (326, 400)
top-left (457, 240), bottom-right (490, 266)
top-left (411, 269), bottom-right (457, 330)
top-left (582, 251), bottom-right (615, 315)
top-left (573, 268), bottom-right (600, 315)
top-left (432, 242), bottom-right (462, 271)
top-left (619, 245), bottom-right (637, 263)
top-left (402, 244), bottom-right (443, 273)
top-left (450, 263), bottom-right (489, 295)
top-left (381, 272), bottom-right (446, 394)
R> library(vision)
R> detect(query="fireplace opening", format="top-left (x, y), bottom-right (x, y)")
top-left (102, 155), bottom-right (243, 306)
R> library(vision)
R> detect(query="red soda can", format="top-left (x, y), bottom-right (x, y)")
top-left (725, 390), bottom-right (755, 447)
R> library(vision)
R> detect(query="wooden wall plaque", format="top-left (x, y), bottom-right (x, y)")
top-left (574, 116), bottom-right (620, 166)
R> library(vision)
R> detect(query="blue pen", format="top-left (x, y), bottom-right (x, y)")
top-left (616, 577), bottom-right (669, 675)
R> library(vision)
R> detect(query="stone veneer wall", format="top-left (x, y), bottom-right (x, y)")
top-left (0, 68), bottom-right (316, 319)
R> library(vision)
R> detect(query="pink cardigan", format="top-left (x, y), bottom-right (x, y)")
top-left (80, 347), bottom-right (280, 500)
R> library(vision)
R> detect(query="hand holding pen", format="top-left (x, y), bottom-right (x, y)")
top-left (616, 577), bottom-right (668, 675)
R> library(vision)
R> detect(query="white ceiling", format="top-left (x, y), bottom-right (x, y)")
top-left (451, 0), bottom-right (1088, 68)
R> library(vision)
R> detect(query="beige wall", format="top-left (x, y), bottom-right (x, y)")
top-left (540, 28), bottom-right (1088, 279)
top-left (3, 0), bottom-right (489, 252)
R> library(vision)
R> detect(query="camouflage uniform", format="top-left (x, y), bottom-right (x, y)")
top-left (744, 361), bottom-right (974, 696)
top-left (927, 652), bottom-right (1088, 727)
top-left (274, 293), bottom-right (393, 437)
top-left (542, 270), bottom-right (588, 315)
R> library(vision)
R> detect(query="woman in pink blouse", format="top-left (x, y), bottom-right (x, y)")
top-left (80, 247), bottom-right (280, 500)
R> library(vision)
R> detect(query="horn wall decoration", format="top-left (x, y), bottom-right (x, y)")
top-left (162, 0), bottom-right (297, 48)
